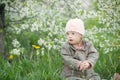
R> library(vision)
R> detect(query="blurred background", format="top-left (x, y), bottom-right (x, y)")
top-left (0, 0), bottom-right (120, 80)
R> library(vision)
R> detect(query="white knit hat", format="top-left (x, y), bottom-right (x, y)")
top-left (65, 18), bottom-right (85, 35)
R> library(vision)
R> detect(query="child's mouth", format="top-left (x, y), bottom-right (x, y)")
top-left (69, 39), bottom-right (73, 41)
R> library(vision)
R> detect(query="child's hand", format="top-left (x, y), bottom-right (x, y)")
top-left (79, 61), bottom-right (90, 71)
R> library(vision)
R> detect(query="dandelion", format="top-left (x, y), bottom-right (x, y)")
top-left (32, 45), bottom-right (40, 49)
top-left (35, 46), bottom-right (40, 49)
top-left (9, 55), bottom-right (14, 60)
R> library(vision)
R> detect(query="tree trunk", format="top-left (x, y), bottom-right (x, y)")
top-left (0, 3), bottom-right (5, 56)
top-left (0, 30), bottom-right (4, 56)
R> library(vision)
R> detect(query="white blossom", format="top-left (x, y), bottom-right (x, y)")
top-left (30, 22), bottom-right (39, 32)
top-left (21, 24), bottom-right (29, 30)
top-left (38, 38), bottom-right (45, 46)
top-left (12, 39), bottom-right (21, 48)
top-left (11, 49), bottom-right (20, 55)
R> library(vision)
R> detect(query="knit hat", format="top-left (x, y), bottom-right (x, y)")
top-left (65, 18), bottom-right (85, 35)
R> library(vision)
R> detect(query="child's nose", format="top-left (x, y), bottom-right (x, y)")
top-left (68, 35), bottom-right (72, 38)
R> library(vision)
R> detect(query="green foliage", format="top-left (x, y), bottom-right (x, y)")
top-left (0, 0), bottom-right (120, 79)
top-left (0, 50), bottom-right (63, 80)
top-left (94, 49), bottom-right (120, 79)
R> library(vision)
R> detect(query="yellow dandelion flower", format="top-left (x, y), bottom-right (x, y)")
top-left (35, 46), bottom-right (40, 49)
top-left (9, 55), bottom-right (14, 60)
top-left (32, 45), bottom-right (40, 49)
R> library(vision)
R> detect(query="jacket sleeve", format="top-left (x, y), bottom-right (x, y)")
top-left (61, 44), bottom-right (81, 70)
top-left (86, 42), bottom-right (99, 67)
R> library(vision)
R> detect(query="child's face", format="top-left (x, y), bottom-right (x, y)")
top-left (66, 31), bottom-right (82, 45)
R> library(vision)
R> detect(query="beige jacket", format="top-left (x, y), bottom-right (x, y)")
top-left (61, 40), bottom-right (99, 79)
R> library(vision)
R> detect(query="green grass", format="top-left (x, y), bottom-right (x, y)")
top-left (0, 50), bottom-right (63, 80)
top-left (1, 48), bottom-right (120, 80)
top-left (94, 49), bottom-right (120, 79)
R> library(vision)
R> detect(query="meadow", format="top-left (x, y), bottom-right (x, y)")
top-left (0, 0), bottom-right (120, 80)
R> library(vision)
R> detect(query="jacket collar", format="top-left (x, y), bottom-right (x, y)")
top-left (69, 40), bottom-right (86, 51)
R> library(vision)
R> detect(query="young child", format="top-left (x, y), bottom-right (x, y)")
top-left (60, 18), bottom-right (100, 80)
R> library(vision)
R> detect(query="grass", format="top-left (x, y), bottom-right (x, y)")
top-left (0, 48), bottom-right (120, 80)
top-left (0, 50), bottom-right (63, 80)
top-left (94, 49), bottom-right (120, 79)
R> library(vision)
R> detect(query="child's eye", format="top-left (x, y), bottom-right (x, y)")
top-left (72, 32), bottom-right (75, 35)
top-left (66, 32), bottom-right (69, 35)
